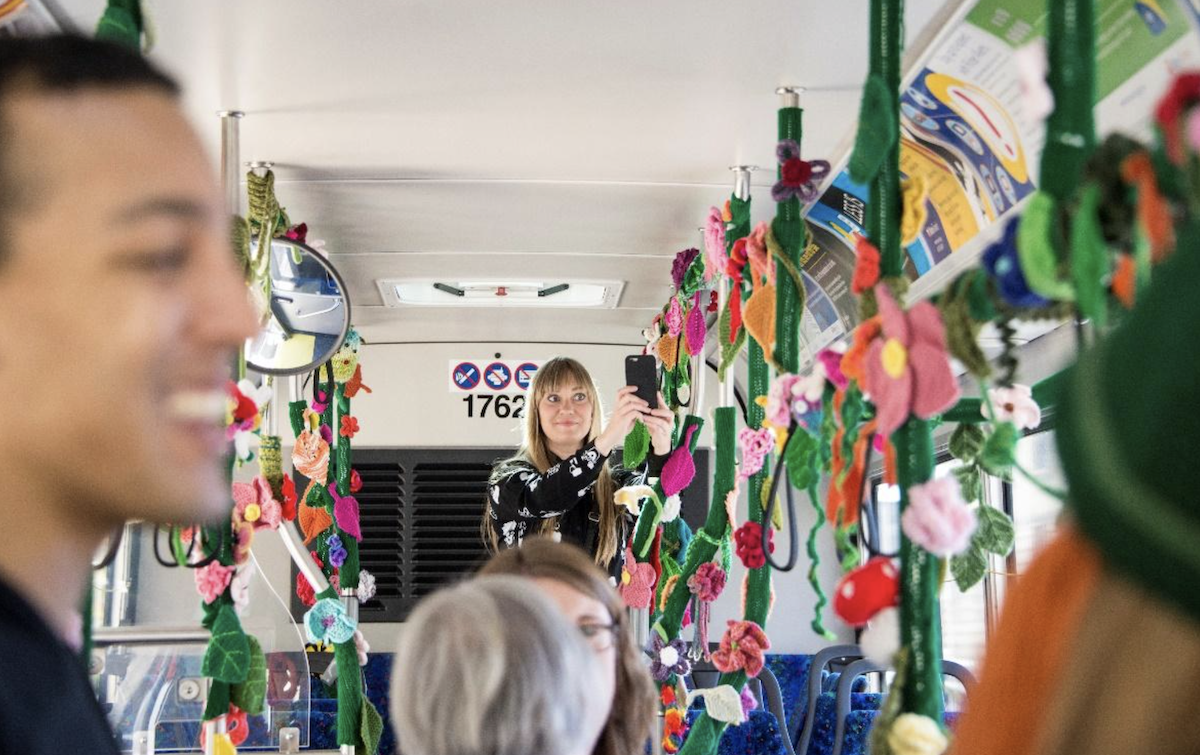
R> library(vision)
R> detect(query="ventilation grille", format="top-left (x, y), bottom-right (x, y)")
top-left (355, 461), bottom-right (405, 618)
top-left (410, 461), bottom-right (493, 598)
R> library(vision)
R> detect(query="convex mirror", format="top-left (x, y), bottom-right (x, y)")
top-left (244, 236), bottom-right (351, 375)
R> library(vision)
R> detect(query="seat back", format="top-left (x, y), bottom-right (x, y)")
top-left (794, 645), bottom-right (863, 755)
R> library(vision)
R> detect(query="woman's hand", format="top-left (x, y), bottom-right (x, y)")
top-left (644, 392), bottom-right (676, 456)
top-left (593, 386), bottom-right (650, 457)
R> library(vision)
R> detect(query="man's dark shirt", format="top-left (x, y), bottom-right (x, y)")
top-left (0, 575), bottom-right (119, 754)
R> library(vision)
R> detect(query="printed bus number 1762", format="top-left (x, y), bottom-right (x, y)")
top-left (462, 394), bottom-right (525, 418)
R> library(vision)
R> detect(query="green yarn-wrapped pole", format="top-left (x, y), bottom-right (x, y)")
top-left (334, 385), bottom-right (360, 587)
top-left (869, 0), bottom-right (904, 277)
top-left (774, 103), bottom-right (807, 375)
top-left (895, 419), bottom-right (944, 721)
top-left (632, 415), bottom-right (702, 558)
top-left (658, 409), bottom-right (735, 635)
top-left (1041, 0), bottom-right (1096, 203)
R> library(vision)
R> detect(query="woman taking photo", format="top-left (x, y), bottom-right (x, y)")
top-left (480, 538), bottom-right (658, 755)
top-left (483, 356), bottom-right (674, 576)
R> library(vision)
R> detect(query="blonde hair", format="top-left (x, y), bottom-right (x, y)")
top-left (480, 539), bottom-right (658, 755)
top-left (483, 357), bottom-right (620, 567)
top-left (390, 575), bottom-right (604, 755)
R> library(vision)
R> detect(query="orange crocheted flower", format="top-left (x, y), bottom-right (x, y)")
top-left (664, 708), bottom-right (686, 736)
top-left (340, 415), bottom-right (360, 439)
top-left (1112, 254), bottom-right (1137, 309)
top-left (711, 620), bottom-right (771, 677)
top-left (852, 236), bottom-right (882, 294)
top-left (841, 317), bottom-right (882, 384)
top-left (661, 684), bottom-right (676, 706)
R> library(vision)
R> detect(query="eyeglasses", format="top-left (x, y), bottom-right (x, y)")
top-left (578, 621), bottom-right (619, 652)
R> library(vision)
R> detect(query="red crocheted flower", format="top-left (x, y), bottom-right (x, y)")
top-left (782, 157), bottom-right (813, 185)
top-left (349, 468), bottom-right (363, 494)
top-left (852, 236), bottom-right (882, 294)
top-left (687, 562), bottom-right (728, 602)
top-left (661, 684), bottom-right (676, 706)
top-left (284, 222), bottom-right (308, 244)
top-left (734, 521), bottom-right (774, 569)
top-left (281, 474), bottom-right (298, 522)
top-left (340, 415), bottom-right (360, 439)
top-left (711, 620), bottom-right (771, 677)
top-left (1156, 73), bottom-right (1200, 164)
top-left (664, 708), bottom-right (686, 736)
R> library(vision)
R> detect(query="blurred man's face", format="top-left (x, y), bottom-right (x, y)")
top-left (0, 87), bottom-right (256, 528)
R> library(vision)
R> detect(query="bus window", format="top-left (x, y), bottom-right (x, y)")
top-left (1009, 431), bottom-right (1066, 571)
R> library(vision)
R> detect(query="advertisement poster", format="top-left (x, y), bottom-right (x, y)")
top-left (797, 0), bottom-right (1200, 343)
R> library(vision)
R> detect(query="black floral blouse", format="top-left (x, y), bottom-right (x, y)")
top-left (487, 442), bottom-right (667, 575)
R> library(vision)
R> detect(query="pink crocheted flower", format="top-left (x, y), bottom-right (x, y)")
top-left (901, 477), bottom-right (977, 556)
top-left (711, 620), bottom-right (771, 677)
top-left (231, 522), bottom-right (254, 566)
top-left (737, 428), bottom-right (775, 481)
top-left (195, 561), bottom-right (235, 604)
top-left (817, 346), bottom-right (849, 390)
top-left (704, 206), bottom-right (727, 281)
top-left (764, 374), bottom-right (802, 428)
top-left (862, 285), bottom-right (960, 437)
top-left (232, 475), bottom-right (282, 531)
top-left (986, 384), bottom-right (1041, 430)
top-left (620, 546), bottom-right (658, 609)
top-left (687, 562), bottom-right (728, 602)
top-left (671, 247), bottom-right (700, 290)
top-left (666, 296), bottom-right (684, 338)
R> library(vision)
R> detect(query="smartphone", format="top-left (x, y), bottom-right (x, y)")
top-left (625, 354), bottom-right (659, 410)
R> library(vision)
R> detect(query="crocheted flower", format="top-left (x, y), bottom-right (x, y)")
top-left (614, 485), bottom-right (658, 516)
top-left (763, 374), bottom-right (801, 429)
top-left (327, 534), bottom-right (348, 569)
top-left (711, 620), bottom-right (771, 677)
top-left (285, 222), bottom-right (308, 244)
top-left (704, 206), bottom-right (727, 281)
top-left (817, 345), bottom-right (849, 391)
top-left (852, 236), bottom-right (882, 294)
top-left (661, 684), bottom-right (676, 706)
top-left (353, 629), bottom-right (371, 667)
top-left (232, 475), bottom-right (282, 531)
top-left (292, 429), bottom-right (330, 486)
top-left (647, 633), bottom-right (692, 682)
top-left (1155, 72), bottom-right (1200, 165)
top-left (619, 546), bottom-right (657, 609)
top-left (304, 597), bottom-right (357, 645)
top-left (332, 345), bottom-right (359, 384)
top-left (887, 713), bottom-right (949, 755)
top-left (280, 474), bottom-right (298, 521)
top-left (734, 521), bottom-right (774, 569)
top-left (666, 296), bottom-right (684, 338)
top-left (320, 425), bottom-right (334, 445)
top-left (772, 139), bottom-right (831, 203)
top-left (339, 415), bottom-right (359, 439)
top-left (901, 477), bottom-right (977, 556)
top-left (195, 561), bottom-right (235, 604)
top-left (664, 707), bottom-right (687, 737)
top-left (982, 219), bottom-right (1050, 308)
top-left (231, 522), bottom-right (254, 566)
top-left (671, 247), bottom-right (701, 291)
top-left (311, 389), bottom-right (329, 414)
top-left (741, 684), bottom-right (759, 716)
top-left (349, 468), bottom-right (363, 494)
top-left (841, 317), bottom-right (882, 384)
top-left (357, 570), bottom-right (377, 603)
top-left (862, 285), bottom-right (960, 437)
top-left (687, 562), bottom-right (727, 602)
top-left (986, 383), bottom-right (1041, 430)
top-left (662, 494), bottom-right (682, 523)
top-left (737, 428), bottom-right (775, 481)
top-left (230, 563), bottom-right (254, 613)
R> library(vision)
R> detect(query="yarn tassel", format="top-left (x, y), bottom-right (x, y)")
top-left (807, 487), bottom-right (836, 640)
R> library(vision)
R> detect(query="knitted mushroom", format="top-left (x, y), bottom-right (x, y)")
top-left (834, 557), bottom-right (900, 627)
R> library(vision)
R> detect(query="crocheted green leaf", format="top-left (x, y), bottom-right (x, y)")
top-left (202, 604), bottom-right (251, 684)
top-left (976, 504), bottom-right (1016, 557)
top-left (848, 74), bottom-right (897, 184)
top-left (785, 429), bottom-right (821, 490)
top-left (203, 680), bottom-right (231, 722)
top-left (953, 465), bottom-right (983, 504)
top-left (1017, 191), bottom-right (1076, 301)
top-left (950, 543), bottom-right (987, 592)
top-left (230, 636), bottom-right (267, 716)
top-left (623, 420), bottom-right (650, 469)
top-left (361, 697), bottom-right (384, 755)
top-left (979, 422), bottom-right (1019, 478)
top-left (949, 424), bottom-right (985, 463)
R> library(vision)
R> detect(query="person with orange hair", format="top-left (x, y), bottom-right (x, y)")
top-left (949, 220), bottom-right (1200, 755)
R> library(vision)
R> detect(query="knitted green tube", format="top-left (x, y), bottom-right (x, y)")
top-left (868, 0), bottom-right (905, 279)
top-left (895, 418), bottom-right (944, 722)
top-left (632, 415), bottom-right (702, 558)
top-left (658, 409), bottom-right (735, 636)
top-left (1041, 0), bottom-right (1097, 204)
top-left (774, 105), bottom-right (807, 375)
top-left (334, 639), bottom-right (364, 748)
top-left (335, 385), bottom-right (360, 587)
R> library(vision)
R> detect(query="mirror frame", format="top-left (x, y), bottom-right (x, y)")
top-left (245, 236), bottom-right (353, 377)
